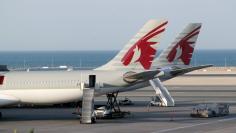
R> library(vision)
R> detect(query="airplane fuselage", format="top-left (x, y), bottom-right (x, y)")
top-left (0, 66), bottom-right (189, 107)
top-left (0, 70), bottom-right (132, 106)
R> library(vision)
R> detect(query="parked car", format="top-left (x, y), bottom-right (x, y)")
top-left (94, 106), bottom-right (112, 118)
top-left (191, 103), bottom-right (229, 118)
top-left (119, 97), bottom-right (134, 105)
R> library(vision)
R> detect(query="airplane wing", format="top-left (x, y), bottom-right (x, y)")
top-left (170, 64), bottom-right (213, 76)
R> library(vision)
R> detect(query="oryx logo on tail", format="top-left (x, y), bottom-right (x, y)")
top-left (167, 26), bottom-right (201, 65)
top-left (96, 20), bottom-right (167, 71)
top-left (121, 21), bottom-right (168, 70)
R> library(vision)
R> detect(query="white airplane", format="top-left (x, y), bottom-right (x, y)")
top-left (0, 20), bottom-right (211, 111)
top-left (0, 20), bottom-right (168, 107)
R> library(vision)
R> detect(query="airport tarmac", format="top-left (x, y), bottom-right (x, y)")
top-left (0, 85), bottom-right (236, 133)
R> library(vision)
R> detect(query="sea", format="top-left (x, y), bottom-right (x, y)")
top-left (0, 50), bottom-right (235, 69)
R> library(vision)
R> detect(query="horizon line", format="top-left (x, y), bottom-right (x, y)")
top-left (0, 49), bottom-right (235, 52)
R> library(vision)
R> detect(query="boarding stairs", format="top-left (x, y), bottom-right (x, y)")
top-left (81, 87), bottom-right (95, 123)
top-left (149, 78), bottom-right (175, 107)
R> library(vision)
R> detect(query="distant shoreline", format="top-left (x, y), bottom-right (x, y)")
top-left (0, 50), bottom-right (236, 68)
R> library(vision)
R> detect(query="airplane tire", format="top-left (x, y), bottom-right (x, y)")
top-left (91, 117), bottom-right (96, 123)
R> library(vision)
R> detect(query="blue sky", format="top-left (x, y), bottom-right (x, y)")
top-left (0, 0), bottom-right (235, 51)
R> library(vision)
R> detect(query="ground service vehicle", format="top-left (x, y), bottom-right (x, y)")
top-left (191, 103), bottom-right (229, 118)
top-left (119, 97), bottom-right (133, 105)
top-left (94, 106), bottom-right (112, 118)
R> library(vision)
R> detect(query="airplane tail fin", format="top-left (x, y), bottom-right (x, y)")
top-left (96, 20), bottom-right (168, 71)
top-left (152, 23), bottom-right (202, 68)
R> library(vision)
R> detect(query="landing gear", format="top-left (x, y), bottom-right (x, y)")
top-left (105, 92), bottom-right (130, 118)
top-left (106, 92), bottom-right (120, 113)
top-left (0, 112), bottom-right (2, 119)
top-left (73, 101), bottom-right (82, 116)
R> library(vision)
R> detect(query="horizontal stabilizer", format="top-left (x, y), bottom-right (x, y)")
top-left (170, 64), bottom-right (213, 76)
top-left (123, 70), bottom-right (163, 83)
